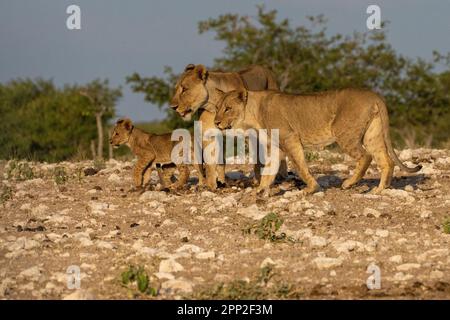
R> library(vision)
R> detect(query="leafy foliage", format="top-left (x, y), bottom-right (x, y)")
top-left (191, 266), bottom-right (302, 299)
top-left (243, 212), bottom-right (292, 242)
top-left (121, 265), bottom-right (158, 296)
top-left (0, 79), bottom-right (119, 162)
top-left (128, 6), bottom-right (450, 147)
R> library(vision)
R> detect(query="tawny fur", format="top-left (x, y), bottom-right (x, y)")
top-left (169, 64), bottom-right (287, 190)
top-left (214, 88), bottom-right (421, 195)
top-left (110, 118), bottom-right (204, 190)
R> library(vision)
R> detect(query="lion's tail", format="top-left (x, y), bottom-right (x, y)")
top-left (376, 100), bottom-right (422, 173)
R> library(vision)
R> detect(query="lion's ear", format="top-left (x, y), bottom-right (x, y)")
top-left (195, 65), bottom-right (208, 81)
top-left (237, 90), bottom-right (248, 104)
top-left (122, 118), bottom-right (133, 131)
top-left (184, 64), bottom-right (195, 72)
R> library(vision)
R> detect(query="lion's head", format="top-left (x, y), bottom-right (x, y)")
top-left (110, 118), bottom-right (133, 146)
top-left (170, 64), bottom-right (209, 120)
top-left (214, 90), bottom-right (248, 130)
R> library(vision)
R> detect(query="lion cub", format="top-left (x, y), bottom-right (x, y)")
top-left (110, 118), bottom-right (203, 190)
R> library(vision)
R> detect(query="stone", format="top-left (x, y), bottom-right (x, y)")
top-left (159, 259), bottom-right (184, 273)
top-left (331, 164), bottom-right (348, 171)
top-left (333, 240), bottom-right (362, 254)
top-left (19, 266), bottom-right (42, 281)
top-left (260, 258), bottom-right (276, 269)
top-left (195, 251), bottom-right (215, 260)
top-left (153, 272), bottom-right (175, 280)
top-left (313, 257), bottom-right (343, 269)
top-left (363, 208), bottom-right (381, 218)
top-left (309, 236), bottom-right (327, 248)
top-left (375, 229), bottom-right (389, 238)
top-left (161, 279), bottom-right (193, 294)
top-left (107, 173), bottom-right (122, 184)
top-left (63, 289), bottom-right (95, 300)
top-left (389, 255), bottom-right (403, 264)
top-left (176, 244), bottom-right (203, 254)
top-left (396, 263), bottom-right (421, 272)
top-left (237, 204), bottom-right (266, 220)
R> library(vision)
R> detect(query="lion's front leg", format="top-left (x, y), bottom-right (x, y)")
top-left (282, 133), bottom-right (319, 194)
top-left (132, 157), bottom-right (153, 190)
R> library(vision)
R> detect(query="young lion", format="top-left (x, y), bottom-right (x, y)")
top-left (214, 89), bottom-right (422, 195)
top-left (110, 118), bottom-right (203, 190)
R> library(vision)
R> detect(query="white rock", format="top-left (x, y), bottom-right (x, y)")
top-left (63, 289), bottom-right (95, 300)
top-left (195, 251), bottom-right (215, 260)
top-left (20, 203), bottom-right (32, 211)
top-left (159, 259), bottom-right (184, 273)
top-left (161, 279), bottom-right (193, 294)
top-left (389, 255), bottom-right (403, 264)
top-left (419, 164), bottom-right (441, 175)
top-left (375, 229), bottom-right (389, 238)
top-left (139, 191), bottom-right (167, 202)
top-left (430, 270), bottom-right (444, 279)
top-left (313, 257), bottom-right (343, 269)
top-left (237, 204), bottom-right (266, 220)
top-left (331, 164), bottom-right (348, 171)
top-left (260, 258), bottom-right (276, 269)
top-left (96, 241), bottom-right (114, 250)
top-left (200, 191), bottom-right (215, 199)
top-left (393, 272), bottom-right (413, 281)
top-left (153, 272), bottom-right (175, 280)
top-left (333, 240), bottom-right (362, 253)
top-left (381, 189), bottom-right (413, 200)
top-left (19, 266), bottom-right (42, 281)
top-left (420, 210), bottom-right (432, 219)
top-left (176, 244), bottom-right (203, 254)
top-left (31, 204), bottom-right (49, 218)
top-left (309, 236), bottom-right (327, 248)
top-left (396, 263), bottom-right (421, 272)
top-left (404, 185), bottom-right (414, 192)
top-left (107, 173), bottom-right (122, 184)
top-left (399, 149), bottom-right (412, 161)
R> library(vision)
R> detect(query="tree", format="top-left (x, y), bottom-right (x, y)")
top-left (79, 79), bottom-right (122, 159)
top-left (128, 6), bottom-right (449, 147)
top-left (0, 79), bottom-right (100, 162)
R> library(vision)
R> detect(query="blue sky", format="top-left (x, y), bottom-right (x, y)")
top-left (1, 0), bottom-right (449, 122)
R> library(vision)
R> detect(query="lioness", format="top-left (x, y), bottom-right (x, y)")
top-left (169, 64), bottom-right (288, 190)
top-left (110, 118), bottom-right (203, 190)
top-left (214, 89), bottom-right (422, 195)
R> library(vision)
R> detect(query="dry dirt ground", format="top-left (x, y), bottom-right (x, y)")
top-left (1, 148), bottom-right (449, 300)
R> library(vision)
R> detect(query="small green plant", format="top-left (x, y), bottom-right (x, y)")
top-left (74, 166), bottom-right (84, 183)
top-left (243, 212), bottom-right (291, 242)
top-left (93, 157), bottom-right (106, 172)
top-left (0, 185), bottom-right (13, 205)
top-left (191, 266), bottom-right (301, 300)
top-left (443, 218), bottom-right (450, 234)
top-left (6, 160), bottom-right (35, 181)
top-left (121, 265), bottom-right (158, 296)
top-left (305, 151), bottom-right (319, 162)
top-left (53, 166), bottom-right (69, 185)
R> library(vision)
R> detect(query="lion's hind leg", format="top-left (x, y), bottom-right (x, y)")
top-left (335, 139), bottom-right (372, 190)
top-left (363, 116), bottom-right (394, 194)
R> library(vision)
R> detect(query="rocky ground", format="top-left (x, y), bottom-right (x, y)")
top-left (0, 148), bottom-right (449, 300)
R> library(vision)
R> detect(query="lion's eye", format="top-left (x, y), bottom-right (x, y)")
top-left (181, 87), bottom-right (187, 93)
